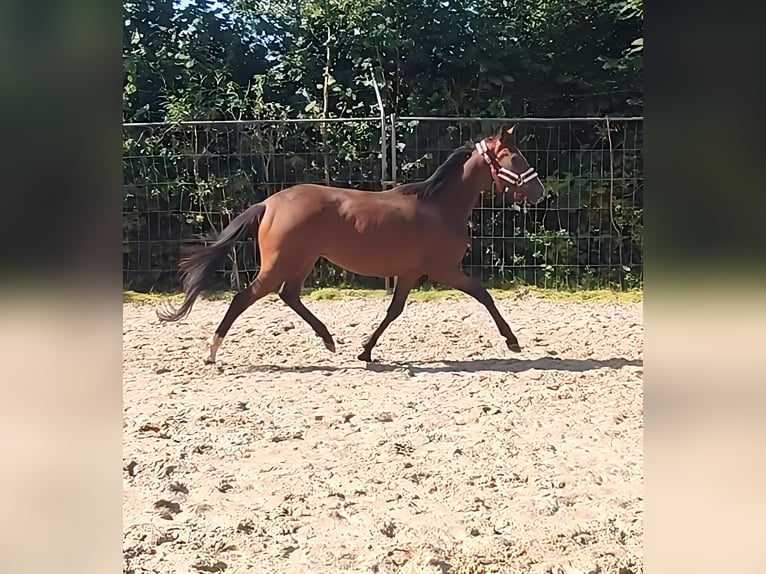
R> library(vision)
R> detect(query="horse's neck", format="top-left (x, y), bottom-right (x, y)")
top-left (434, 156), bottom-right (490, 225)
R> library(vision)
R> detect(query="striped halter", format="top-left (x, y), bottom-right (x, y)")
top-left (475, 139), bottom-right (539, 189)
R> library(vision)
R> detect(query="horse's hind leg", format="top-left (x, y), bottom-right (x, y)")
top-left (205, 271), bottom-right (282, 364)
top-left (279, 275), bottom-right (336, 352)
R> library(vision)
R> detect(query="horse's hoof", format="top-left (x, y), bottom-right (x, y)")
top-left (324, 339), bottom-right (336, 353)
top-left (357, 350), bottom-right (372, 362)
top-left (507, 341), bottom-right (522, 353)
top-left (204, 357), bottom-right (216, 365)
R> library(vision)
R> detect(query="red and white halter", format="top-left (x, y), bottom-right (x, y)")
top-left (475, 139), bottom-right (539, 189)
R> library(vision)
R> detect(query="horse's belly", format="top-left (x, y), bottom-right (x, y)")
top-left (320, 232), bottom-right (422, 277)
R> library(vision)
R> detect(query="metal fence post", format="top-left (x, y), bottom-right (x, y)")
top-left (384, 114), bottom-right (399, 293)
top-left (390, 113), bottom-right (397, 185)
top-left (370, 73), bottom-right (387, 186)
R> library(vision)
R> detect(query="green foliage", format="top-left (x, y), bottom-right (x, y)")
top-left (122, 0), bottom-right (643, 291)
top-left (124, 0), bottom-right (642, 122)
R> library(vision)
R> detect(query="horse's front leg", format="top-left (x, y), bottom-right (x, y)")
top-left (358, 276), bottom-right (418, 361)
top-left (429, 267), bottom-right (521, 352)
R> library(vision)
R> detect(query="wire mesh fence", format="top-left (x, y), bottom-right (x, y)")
top-left (393, 117), bottom-right (643, 289)
top-left (123, 118), bottom-right (384, 290)
top-left (123, 116), bottom-right (642, 291)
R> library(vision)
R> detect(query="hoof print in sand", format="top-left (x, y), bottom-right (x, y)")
top-left (154, 499), bottom-right (181, 520)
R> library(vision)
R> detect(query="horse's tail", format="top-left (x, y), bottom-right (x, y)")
top-left (157, 202), bottom-right (267, 322)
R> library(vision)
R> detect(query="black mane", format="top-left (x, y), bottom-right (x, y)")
top-left (399, 144), bottom-right (473, 199)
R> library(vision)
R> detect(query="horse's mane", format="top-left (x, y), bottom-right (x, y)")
top-left (398, 143), bottom-right (473, 199)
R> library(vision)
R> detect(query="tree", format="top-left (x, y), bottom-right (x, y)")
top-left (122, 0), bottom-right (644, 290)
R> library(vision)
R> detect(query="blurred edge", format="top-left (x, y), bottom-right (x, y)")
top-left (0, 0), bottom-right (123, 572)
top-left (647, 2), bottom-right (766, 573)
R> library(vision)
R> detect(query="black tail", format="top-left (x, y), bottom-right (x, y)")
top-left (157, 203), bottom-right (266, 322)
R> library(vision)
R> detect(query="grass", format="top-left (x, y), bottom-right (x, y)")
top-left (123, 290), bottom-right (175, 305)
top-left (124, 285), bottom-right (642, 305)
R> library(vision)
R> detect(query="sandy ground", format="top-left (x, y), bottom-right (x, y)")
top-left (123, 293), bottom-right (643, 574)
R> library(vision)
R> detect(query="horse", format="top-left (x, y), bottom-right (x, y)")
top-left (157, 126), bottom-right (546, 363)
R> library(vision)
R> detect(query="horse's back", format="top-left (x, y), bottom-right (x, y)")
top-left (260, 183), bottom-right (459, 276)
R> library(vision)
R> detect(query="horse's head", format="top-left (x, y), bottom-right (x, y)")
top-left (475, 126), bottom-right (546, 205)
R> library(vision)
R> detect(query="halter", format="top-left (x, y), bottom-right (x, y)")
top-left (475, 139), bottom-right (539, 189)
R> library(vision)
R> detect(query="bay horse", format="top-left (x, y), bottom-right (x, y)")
top-left (157, 126), bottom-right (546, 363)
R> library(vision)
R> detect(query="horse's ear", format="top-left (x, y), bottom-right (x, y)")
top-left (499, 124), bottom-right (516, 144)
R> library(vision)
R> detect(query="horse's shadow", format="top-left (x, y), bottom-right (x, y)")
top-left (371, 356), bottom-right (641, 374)
top-left (239, 356), bottom-right (642, 375)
